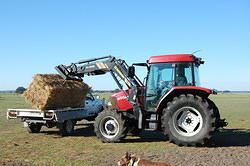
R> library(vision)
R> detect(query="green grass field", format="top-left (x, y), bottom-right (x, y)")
top-left (0, 93), bottom-right (249, 166)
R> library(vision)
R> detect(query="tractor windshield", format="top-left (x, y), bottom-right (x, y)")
top-left (145, 62), bottom-right (200, 111)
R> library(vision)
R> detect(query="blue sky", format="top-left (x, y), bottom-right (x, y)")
top-left (0, 0), bottom-right (249, 91)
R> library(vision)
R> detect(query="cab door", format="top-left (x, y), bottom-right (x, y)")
top-left (145, 63), bottom-right (175, 112)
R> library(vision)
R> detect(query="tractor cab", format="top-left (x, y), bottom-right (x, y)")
top-left (145, 54), bottom-right (204, 111)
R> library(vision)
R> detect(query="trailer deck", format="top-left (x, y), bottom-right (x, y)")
top-left (7, 107), bottom-right (97, 122)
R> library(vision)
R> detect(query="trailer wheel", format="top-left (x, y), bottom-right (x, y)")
top-left (94, 110), bottom-right (128, 143)
top-left (27, 123), bottom-right (42, 133)
top-left (59, 120), bottom-right (75, 136)
top-left (161, 94), bottom-right (216, 146)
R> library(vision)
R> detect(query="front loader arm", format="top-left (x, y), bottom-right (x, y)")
top-left (55, 56), bottom-right (112, 81)
top-left (55, 56), bottom-right (143, 90)
top-left (56, 56), bottom-right (146, 130)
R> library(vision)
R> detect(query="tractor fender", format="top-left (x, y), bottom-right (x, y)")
top-left (156, 86), bottom-right (214, 114)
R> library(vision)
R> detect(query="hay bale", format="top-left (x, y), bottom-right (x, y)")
top-left (23, 74), bottom-right (89, 111)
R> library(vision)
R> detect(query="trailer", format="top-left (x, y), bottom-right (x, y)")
top-left (7, 94), bottom-right (105, 136)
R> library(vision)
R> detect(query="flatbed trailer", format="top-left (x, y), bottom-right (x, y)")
top-left (7, 106), bottom-right (102, 136)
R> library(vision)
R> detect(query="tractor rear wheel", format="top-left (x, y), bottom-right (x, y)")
top-left (161, 94), bottom-right (216, 146)
top-left (94, 110), bottom-right (128, 143)
top-left (206, 98), bottom-right (222, 130)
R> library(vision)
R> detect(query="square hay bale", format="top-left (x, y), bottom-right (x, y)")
top-left (23, 74), bottom-right (89, 111)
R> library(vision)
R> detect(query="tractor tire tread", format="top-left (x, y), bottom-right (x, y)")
top-left (161, 94), bottom-right (216, 146)
top-left (94, 110), bottom-right (128, 143)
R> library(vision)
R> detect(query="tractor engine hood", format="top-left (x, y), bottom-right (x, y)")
top-left (109, 89), bottom-right (134, 111)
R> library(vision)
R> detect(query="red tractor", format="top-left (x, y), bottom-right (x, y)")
top-left (56, 54), bottom-right (227, 146)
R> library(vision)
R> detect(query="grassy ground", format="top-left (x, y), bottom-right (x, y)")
top-left (0, 93), bottom-right (249, 166)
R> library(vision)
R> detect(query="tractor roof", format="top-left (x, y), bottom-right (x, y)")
top-left (148, 54), bottom-right (196, 64)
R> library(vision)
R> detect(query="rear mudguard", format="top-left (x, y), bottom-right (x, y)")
top-left (156, 86), bottom-right (214, 113)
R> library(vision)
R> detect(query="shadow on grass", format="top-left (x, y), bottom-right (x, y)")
top-left (130, 128), bottom-right (250, 146)
top-left (124, 131), bottom-right (167, 143)
top-left (74, 123), bottom-right (167, 142)
top-left (40, 123), bottom-right (96, 137)
top-left (74, 123), bottom-right (96, 137)
top-left (40, 123), bottom-right (250, 147)
top-left (207, 128), bottom-right (250, 147)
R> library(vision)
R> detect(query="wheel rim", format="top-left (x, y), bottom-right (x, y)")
top-left (65, 120), bottom-right (73, 134)
top-left (172, 106), bottom-right (203, 137)
top-left (99, 116), bottom-right (119, 139)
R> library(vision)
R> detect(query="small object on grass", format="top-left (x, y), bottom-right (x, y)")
top-left (14, 143), bottom-right (19, 146)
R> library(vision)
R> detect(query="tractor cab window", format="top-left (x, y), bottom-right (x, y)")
top-left (145, 62), bottom-right (199, 112)
top-left (194, 65), bottom-right (200, 86)
top-left (175, 62), bottom-right (200, 87)
top-left (175, 62), bottom-right (193, 86)
top-left (146, 63), bottom-right (175, 111)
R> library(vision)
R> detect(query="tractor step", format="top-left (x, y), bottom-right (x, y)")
top-left (145, 114), bottom-right (159, 130)
top-left (144, 128), bottom-right (158, 131)
top-left (145, 119), bottom-right (159, 123)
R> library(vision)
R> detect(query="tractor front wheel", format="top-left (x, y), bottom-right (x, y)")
top-left (94, 110), bottom-right (128, 143)
top-left (161, 94), bottom-right (216, 146)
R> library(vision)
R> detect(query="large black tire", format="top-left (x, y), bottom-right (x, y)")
top-left (161, 94), bottom-right (216, 146)
top-left (58, 120), bottom-right (75, 136)
top-left (94, 110), bottom-right (128, 143)
top-left (206, 98), bottom-right (221, 130)
top-left (27, 123), bottom-right (42, 133)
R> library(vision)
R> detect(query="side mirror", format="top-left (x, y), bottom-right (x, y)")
top-left (128, 66), bottom-right (135, 78)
